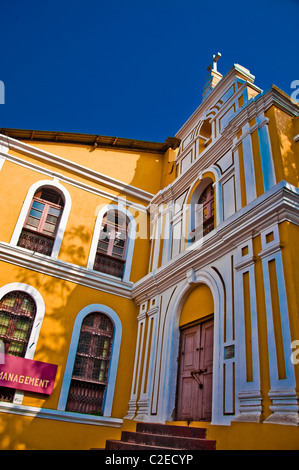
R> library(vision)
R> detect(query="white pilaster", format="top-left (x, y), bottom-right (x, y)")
top-left (242, 123), bottom-right (257, 204)
top-left (233, 139), bottom-right (243, 212)
top-left (259, 224), bottom-right (298, 425)
top-left (256, 113), bottom-right (276, 191)
top-left (124, 302), bottom-right (147, 420)
top-left (135, 297), bottom-right (159, 421)
top-left (161, 204), bottom-right (173, 265)
top-left (233, 238), bottom-right (262, 422)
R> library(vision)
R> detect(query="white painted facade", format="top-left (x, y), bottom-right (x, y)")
top-left (126, 63), bottom-right (299, 426)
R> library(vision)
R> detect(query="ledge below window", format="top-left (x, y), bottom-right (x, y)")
top-left (17, 229), bottom-right (54, 256)
top-left (93, 252), bottom-right (125, 279)
top-left (188, 222), bottom-right (215, 243)
top-left (0, 401), bottom-right (123, 427)
top-left (0, 241), bottom-right (133, 299)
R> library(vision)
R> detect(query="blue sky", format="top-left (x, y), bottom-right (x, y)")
top-left (0, 0), bottom-right (298, 142)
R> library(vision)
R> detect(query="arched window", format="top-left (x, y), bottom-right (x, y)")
top-left (94, 210), bottom-right (128, 278)
top-left (197, 183), bottom-right (214, 236)
top-left (66, 312), bottom-right (114, 415)
top-left (0, 291), bottom-right (36, 402)
top-left (189, 179), bottom-right (215, 243)
top-left (17, 187), bottom-right (64, 256)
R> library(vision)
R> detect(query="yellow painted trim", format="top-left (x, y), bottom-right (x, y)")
top-left (201, 170), bottom-right (216, 183)
top-left (252, 235), bottom-right (271, 419)
top-left (179, 284), bottom-right (214, 327)
top-left (243, 271), bottom-right (253, 382)
top-left (266, 107), bottom-right (284, 182)
top-left (268, 258), bottom-right (287, 380)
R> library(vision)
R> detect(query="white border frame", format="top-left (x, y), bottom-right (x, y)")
top-left (0, 282), bottom-right (46, 405)
top-left (153, 267), bottom-right (225, 424)
top-left (57, 304), bottom-right (122, 418)
top-left (10, 179), bottom-right (72, 259)
top-left (87, 204), bottom-right (136, 282)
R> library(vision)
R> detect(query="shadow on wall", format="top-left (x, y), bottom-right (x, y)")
top-left (276, 112), bottom-right (299, 187)
top-left (0, 262), bottom-right (137, 449)
top-left (58, 224), bottom-right (91, 266)
top-left (0, 146), bottom-right (169, 449)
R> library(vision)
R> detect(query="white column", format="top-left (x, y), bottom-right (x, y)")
top-left (242, 123), bottom-right (257, 204)
top-left (256, 113), bottom-right (276, 191)
top-left (161, 204), bottom-right (173, 266)
top-left (233, 238), bottom-right (262, 422)
top-left (259, 224), bottom-right (298, 425)
top-left (135, 297), bottom-right (159, 421)
top-left (124, 302), bottom-right (147, 420)
top-left (151, 207), bottom-right (163, 270)
top-left (231, 135), bottom-right (244, 214)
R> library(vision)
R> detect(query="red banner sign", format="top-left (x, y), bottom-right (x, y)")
top-left (0, 355), bottom-right (58, 395)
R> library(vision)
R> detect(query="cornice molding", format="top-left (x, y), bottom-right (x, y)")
top-left (133, 181), bottom-right (299, 304)
top-left (224, 86), bottom-right (299, 142)
top-left (1, 149), bottom-right (148, 214)
top-left (175, 64), bottom-right (261, 140)
top-left (0, 134), bottom-right (155, 204)
top-left (150, 87), bottom-right (299, 208)
top-left (258, 241), bottom-right (284, 260)
top-left (150, 133), bottom-right (231, 206)
top-left (0, 128), bottom-right (179, 154)
top-left (0, 242), bottom-right (133, 299)
top-left (1, 183), bottom-right (297, 305)
top-left (234, 255), bottom-right (257, 272)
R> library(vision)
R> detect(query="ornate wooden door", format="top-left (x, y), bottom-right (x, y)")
top-left (176, 318), bottom-right (214, 421)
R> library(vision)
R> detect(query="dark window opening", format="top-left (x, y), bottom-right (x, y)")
top-left (0, 291), bottom-right (36, 403)
top-left (17, 188), bottom-right (64, 256)
top-left (189, 182), bottom-right (215, 242)
top-left (66, 312), bottom-right (114, 415)
top-left (93, 211), bottom-right (128, 278)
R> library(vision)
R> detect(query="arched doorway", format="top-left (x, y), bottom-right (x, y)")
top-left (176, 284), bottom-right (214, 421)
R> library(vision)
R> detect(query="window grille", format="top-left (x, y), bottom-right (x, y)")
top-left (196, 183), bottom-right (215, 237)
top-left (17, 187), bottom-right (64, 256)
top-left (93, 211), bottom-right (128, 278)
top-left (0, 291), bottom-right (36, 402)
top-left (66, 312), bottom-right (114, 415)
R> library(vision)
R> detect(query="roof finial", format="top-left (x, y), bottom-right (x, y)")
top-left (203, 52), bottom-right (223, 101)
top-left (207, 52), bottom-right (221, 72)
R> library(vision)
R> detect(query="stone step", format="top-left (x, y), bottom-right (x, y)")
top-left (136, 422), bottom-right (207, 439)
top-left (105, 439), bottom-right (180, 451)
top-left (101, 423), bottom-right (216, 451)
top-left (121, 431), bottom-right (216, 450)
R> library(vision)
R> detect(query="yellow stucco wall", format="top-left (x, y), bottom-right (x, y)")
top-left (0, 139), bottom-right (159, 450)
top-left (20, 140), bottom-right (165, 196)
top-left (179, 284), bottom-right (214, 327)
top-left (0, 262), bottom-right (138, 418)
top-left (266, 106), bottom-right (299, 187)
top-left (235, 105), bottom-right (298, 210)
top-left (0, 88), bottom-right (298, 450)
top-left (0, 414), bottom-right (137, 450)
top-left (160, 148), bottom-right (179, 189)
top-left (0, 155), bottom-right (152, 283)
top-left (167, 421), bottom-right (299, 450)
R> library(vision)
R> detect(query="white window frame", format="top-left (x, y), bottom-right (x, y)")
top-left (10, 179), bottom-right (71, 259)
top-left (57, 304), bottom-right (122, 418)
top-left (0, 282), bottom-right (46, 405)
top-left (87, 204), bottom-right (136, 282)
